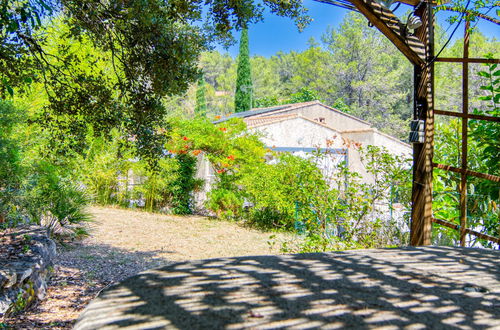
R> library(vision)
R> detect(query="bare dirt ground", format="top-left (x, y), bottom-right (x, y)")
top-left (3, 206), bottom-right (287, 329)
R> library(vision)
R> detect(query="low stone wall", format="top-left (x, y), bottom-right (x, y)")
top-left (0, 226), bottom-right (56, 318)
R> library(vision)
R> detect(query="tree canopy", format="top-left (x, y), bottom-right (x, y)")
top-left (0, 0), bottom-right (309, 160)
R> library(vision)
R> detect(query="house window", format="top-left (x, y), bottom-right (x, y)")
top-left (315, 117), bottom-right (325, 123)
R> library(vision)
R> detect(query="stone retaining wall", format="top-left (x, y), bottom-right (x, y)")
top-left (0, 226), bottom-right (56, 318)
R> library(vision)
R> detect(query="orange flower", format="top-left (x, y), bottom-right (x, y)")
top-left (183, 145), bottom-right (189, 149)
top-left (217, 169), bottom-right (226, 174)
top-left (219, 127), bottom-right (227, 132)
top-left (192, 149), bottom-right (202, 156)
top-left (227, 155), bottom-right (235, 161)
top-left (215, 115), bottom-right (221, 120)
top-left (183, 136), bottom-right (189, 141)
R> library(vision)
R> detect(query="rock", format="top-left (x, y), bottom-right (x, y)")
top-left (0, 226), bottom-right (56, 317)
top-left (0, 270), bottom-right (17, 288)
top-left (16, 266), bottom-right (33, 283)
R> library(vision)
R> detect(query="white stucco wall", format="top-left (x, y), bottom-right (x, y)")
top-left (342, 129), bottom-right (411, 183)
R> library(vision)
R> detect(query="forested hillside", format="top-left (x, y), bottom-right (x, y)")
top-left (171, 12), bottom-right (499, 140)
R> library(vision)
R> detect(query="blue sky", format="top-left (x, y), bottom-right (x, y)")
top-left (216, 0), bottom-right (499, 57)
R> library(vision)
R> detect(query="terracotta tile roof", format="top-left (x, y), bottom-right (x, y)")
top-left (245, 114), bottom-right (298, 128)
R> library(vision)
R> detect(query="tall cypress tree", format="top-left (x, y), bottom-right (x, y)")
top-left (234, 28), bottom-right (253, 112)
top-left (195, 74), bottom-right (207, 115)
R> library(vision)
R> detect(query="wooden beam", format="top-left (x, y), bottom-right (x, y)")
top-left (410, 1), bottom-right (433, 246)
top-left (436, 57), bottom-right (500, 64)
top-left (348, 0), bottom-right (426, 66)
top-left (397, 0), bottom-right (420, 6)
top-left (432, 218), bottom-right (500, 245)
top-left (433, 163), bottom-right (500, 182)
top-left (435, 109), bottom-right (500, 122)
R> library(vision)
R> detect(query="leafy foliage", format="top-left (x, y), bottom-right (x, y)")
top-left (168, 115), bottom-right (412, 250)
top-left (1, 0), bottom-right (309, 159)
top-left (0, 101), bottom-right (23, 223)
top-left (0, 101), bottom-right (91, 238)
top-left (433, 62), bottom-right (499, 247)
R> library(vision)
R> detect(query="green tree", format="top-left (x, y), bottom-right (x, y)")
top-left (235, 28), bottom-right (253, 112)
top-left (195, 74), bottom-right (208, 115)
top-left (321, 12), bottom-right (412, 139)
top-left (287, 88), bottom-right (320, 103)
top-left (1, 0), bottom-right (309, 158)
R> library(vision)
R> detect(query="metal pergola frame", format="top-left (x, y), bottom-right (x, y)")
top-left (316, 0), bottom-right (500, 246)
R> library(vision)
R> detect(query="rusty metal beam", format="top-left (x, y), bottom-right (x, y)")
top-left (435, 109), bottom-right (500, 122)
top-left (433, 163), bottom-right (500, 183)
top-left (436, 57), bottom-right (500, 64)
top-left (348, 0), bottom-right (426, 66)
top-left (432, 218), bottom-right (500, 245)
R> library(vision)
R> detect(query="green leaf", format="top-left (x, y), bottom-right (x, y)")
top-left (478, 95), bottom-right (492, 101)
top-left (480, 85), bottom-right (494, 91)
top-left (493, 69), bottom-right (500, 77)
top-left (6, 85), bottom-right (14, 97)
top-left (477, 71), bottom-right (490, 78)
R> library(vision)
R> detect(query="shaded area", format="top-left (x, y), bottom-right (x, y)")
top-left (3, 206), bottom-right (287, 329)
top-left (3, 243), bottom-right (171, 329)
top-left (75, 247), bottom-right (500, 329)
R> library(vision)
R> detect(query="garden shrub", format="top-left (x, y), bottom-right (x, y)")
top-left (19, 160), bottom-right (92, 238)
top-left (79, 130), bottom-right (133, 206)
top-left (244, 146), bottom-right (411, 251)
top-left (0, 101), bottom-right (24, 225)
top-left (0, 101), bottom-right (92, 238)
top-left (239, 153), bottom-right (328, 229)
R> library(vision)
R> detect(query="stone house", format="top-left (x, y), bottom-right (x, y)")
top-left (195, 100), bottom-right (411, 210)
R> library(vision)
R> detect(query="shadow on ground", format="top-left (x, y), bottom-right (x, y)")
top-left (75, 246), bottom-right (500, 329)
top-left (3, 243), bottom-right (172, 329)
top-left (57, 242), bottom-right (173, 284)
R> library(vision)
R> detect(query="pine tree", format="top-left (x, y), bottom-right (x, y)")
top-left (234, 28), bottom-right (253, 112)
top-left (195, 74), bottom-right (207, 115)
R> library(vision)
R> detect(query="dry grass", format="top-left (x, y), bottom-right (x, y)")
top-left (3, 206), bottom-right (289, 329)
top-left (86, 206), bottom-right (287, 261)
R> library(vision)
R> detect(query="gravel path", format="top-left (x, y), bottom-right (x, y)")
top-left (3, 206), bottom-right (287, 329)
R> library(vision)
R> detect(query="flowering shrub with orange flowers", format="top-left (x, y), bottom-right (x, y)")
top-left (165, 116), bottom-right (267, 218)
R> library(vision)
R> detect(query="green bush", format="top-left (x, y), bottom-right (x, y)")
top-left (20, 161), bottom-right (92, 238)
top-left (0, 101), bottom-right (24, 225)
top-left (0, 101), bottom-right (92, 238)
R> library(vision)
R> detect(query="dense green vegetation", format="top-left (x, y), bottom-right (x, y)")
top-left (0, 0), bottom-right (498, 249)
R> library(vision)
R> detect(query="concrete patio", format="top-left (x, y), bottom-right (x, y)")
top-left (75, 247), bottom-right (499, 329)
